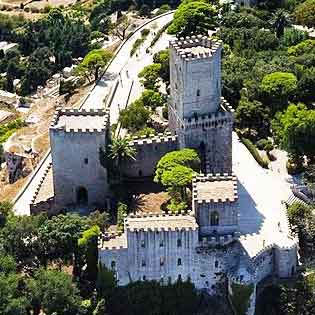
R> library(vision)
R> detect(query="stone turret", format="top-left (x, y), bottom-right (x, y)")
top-left (168, 35), bottom-right (234, 174)
top-left (50, 107), bottom-right (110, 208)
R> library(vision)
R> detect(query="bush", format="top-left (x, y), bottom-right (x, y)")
top-left (256, 139), bottom-right (274, 152)
top-left (240, 137), bottom-right (269, 168)
top-left (130, 28), bottom-right (150, 56)
top-left (149, 21), bottom-right (172, 48)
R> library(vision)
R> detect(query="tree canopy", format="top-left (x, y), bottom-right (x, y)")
top-left (168, 0), bottom-right (218, 36)
top-left (294, 0), bottom-right (315, 27)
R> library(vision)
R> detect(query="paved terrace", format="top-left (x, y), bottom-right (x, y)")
top-left (232, 133), bottom-right (297, 258)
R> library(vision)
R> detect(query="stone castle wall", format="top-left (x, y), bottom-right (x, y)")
top-left (50, 108), bottom-right (110, 208)
top-left (122, 133), bottom-right (178, 178)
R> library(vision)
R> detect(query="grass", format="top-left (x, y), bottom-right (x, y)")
top-left (0, 119), bottom-right (25, 144)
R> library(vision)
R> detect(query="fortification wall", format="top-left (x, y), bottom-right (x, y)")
top-left (50, 108), bottom-right (110, 208)
top-left (122, 133), bottom-right (178, 178)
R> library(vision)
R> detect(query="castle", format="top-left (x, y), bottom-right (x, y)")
top-left (47, 35), bottom-right (298, 314)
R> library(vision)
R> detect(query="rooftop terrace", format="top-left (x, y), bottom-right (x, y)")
top-left (193, 174), bottom-right (238, 203)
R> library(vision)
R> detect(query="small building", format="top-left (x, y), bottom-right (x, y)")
top-left (0, 41), bottom-right (18, 54)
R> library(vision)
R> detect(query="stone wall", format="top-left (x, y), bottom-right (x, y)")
top-left (122, 133), bottom-right (178, 178)
top-left (50, 108), bottom-right (110, 208)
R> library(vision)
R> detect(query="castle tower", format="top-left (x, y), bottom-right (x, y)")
top-left (49, 108), bottom-right (110, 209)
top-left (169, 35), bottom-right (234, 173)
top-left (192, 174), bottom-right (239, 237)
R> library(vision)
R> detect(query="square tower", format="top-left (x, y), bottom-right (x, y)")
top-left (168, 35), bottom-right (234, 174)
top-left (192, 174), bottom-right (239, 237)
top-left (50, 108), bottom-right (110, 209)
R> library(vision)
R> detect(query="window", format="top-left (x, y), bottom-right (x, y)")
top-left (138, 170), bottom-right (143, 177)
top-left (143, 275), bottom-right (146, 281)
top-left (177, 258), bottom-right (182, 266)
top-left (178, 274), bottom-right (182, 280)
top-left (141, 240), bottom-right (145, 248)
top-left (84, 158), bottom-right (88, 164)
top-left (210, 211), bottom-right (219, 226)
top-left (141, 259), bottom-right (146, 267)
top-left (215, 261), bottom-right (218, 268)
top-left (177, 239), bottom-right (182, 247)
top-left (197, 89), bottom-right (200, 96)
top-left (160, 240), bottom-right (164, 247)
top-left (160, 257), bottom-right (165, 266)
top-left (111, 261), bottom-right (116, 269)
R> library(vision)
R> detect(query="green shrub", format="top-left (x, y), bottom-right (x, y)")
top-left (0, 119), bottom-right (25, 144)
top-left (256, 139), bottom-right (274, 152)
top-left (162, 105), bottom-right (168, 120)
top-left (130, 28), bottom-right (150, 56)
top-left (240, 137), bottom-right (269, 168)
top-left (149, 21), bottom-right (172, 48)
top-left (286, 158), bottom-right (304, 175)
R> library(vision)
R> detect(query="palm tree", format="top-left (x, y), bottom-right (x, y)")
top-left (270, 9), bottom-right (291, 38)
top-left (108, 137), bottom-right (136, 181)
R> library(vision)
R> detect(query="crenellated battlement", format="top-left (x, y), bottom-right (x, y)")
top-left (183, 98), bottom-right (234, 130)
top-left (170, 35), bottom-right (222, 61)
top-left (129, 132), bottom-right (178, 147)
top-left (125, 211), bottom-right (198, 232)
top-left (193, 173), bottom-right (238, 204)
top-left (50, 106), bottom-right (110, 133)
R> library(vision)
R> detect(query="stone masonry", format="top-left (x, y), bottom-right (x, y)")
top-left (50, 108), bottom-right (110, 208)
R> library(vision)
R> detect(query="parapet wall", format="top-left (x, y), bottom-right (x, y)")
top-left (122, 132), bottom-right (178, 178)
top-left (192, 173), bottom-right (238, 204)
top-left (50, 107), bottom-right (110, 133)
top-left (169, 35), bottom-right (222, 61)
top-left (183, 98), bottom-right (234, 130)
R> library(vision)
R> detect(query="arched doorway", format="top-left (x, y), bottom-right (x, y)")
top-left (76, 186), bottom-right (88, 205)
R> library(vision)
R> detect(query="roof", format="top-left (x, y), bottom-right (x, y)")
top-left (193, 174), bottom-right (238, 203)
top-left (50, 108), bottom-right (109, 132)
top-left (126, 213), bottom-right (198, 232)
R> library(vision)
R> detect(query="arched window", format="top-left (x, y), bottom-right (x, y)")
top-left (215, 260), bottom-right (218, 268)
top-left (177, 258), bottom-right (182, 266)
top-left (210, 211), bottom-right (219, 226)
top-left (177, 239), bottom-right (182, 247)
top-left (197, 89), bottom-right (200, 96)
top-left (111, 261), bottom-right (116, 269)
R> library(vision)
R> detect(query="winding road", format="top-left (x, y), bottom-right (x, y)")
top-left (13, 11), bottom-right (174, 215)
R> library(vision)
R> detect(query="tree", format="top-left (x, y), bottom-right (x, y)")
top-left (139, 89), bottom-right (165, 109)
top-left (168, 1), bottom-right (218, 37)
top-left (96, 262), bottom-right (116, 299)
top-left (37, 213), bottom-right (88, 267)
top-left (138, 63), bottom-right (161, 90)
top-left (27, 268), bottom-right (82, 315)
top-left (108, 137), bottom-right (136, 181)
top-left (76, 49), bottom-right (112, 81)
top-left (78, 225), bottom-right (100, 282)
top-left (260, 72), bottom-right (297, 112)
top-left (118, 100), bottom-right (151, 131)
top-left (154, 149), bottom-right (200, 202)
top-left (0, 201), bottom-right (13, 227)
top-left (153, 49), bottom-right (170, 82)
top-left (270, 9), bottom-right (291, 38)
top-left (112, 14), bottom-right (130, 40)
top-left (235, 97), bottom-right (270, 136)
top-left (297, 67), bottom-right (315, 103)
top-left (117, 202), bottom-right (128, 232)
top-left (272, 103), bottom-right (315, 160)
top-left (294, 0), bottom-right (315, 27)
top-left (87, 210), bottom-right (110, 231)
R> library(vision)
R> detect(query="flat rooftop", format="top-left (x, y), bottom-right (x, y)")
top-left (183, 45), bottom-right (211, 55)
top-left (126, 213), bottom-right (198, 231)
top-left (51, 108), bottom-right (109, 132)
top-left (193, 174), bottom-right (238, 203)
